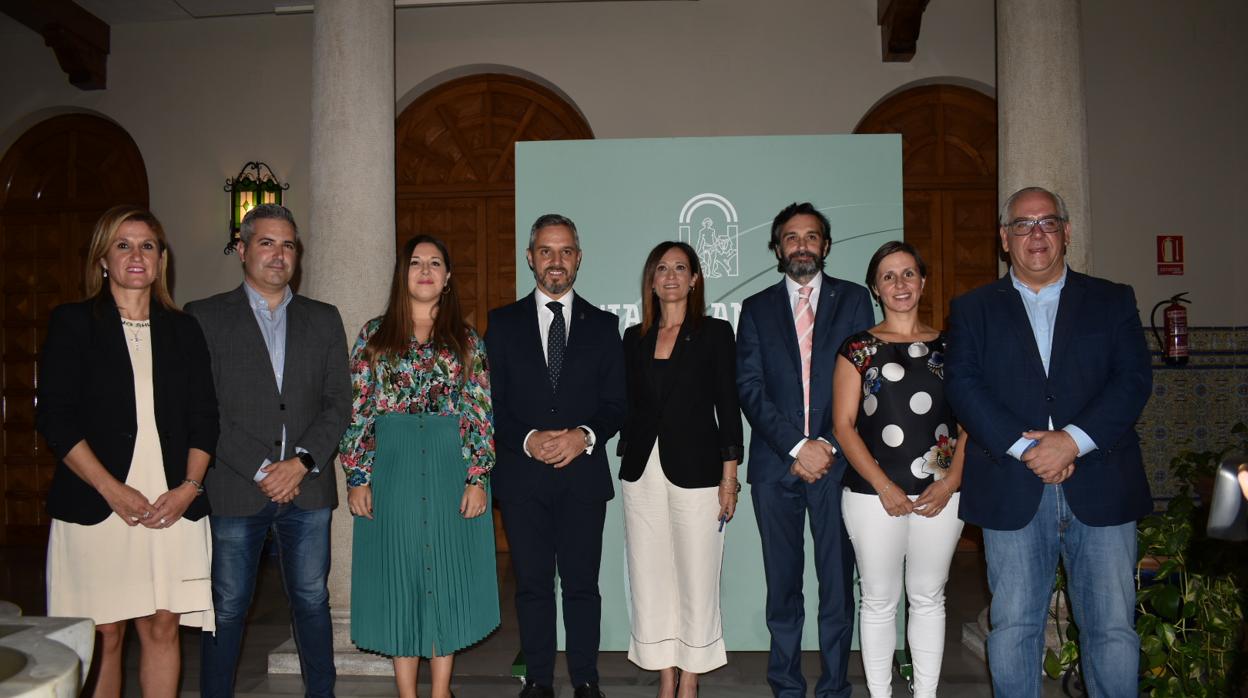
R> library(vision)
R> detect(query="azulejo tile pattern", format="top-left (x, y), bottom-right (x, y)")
top-left (1138, 327), bottom-right (1247, 501)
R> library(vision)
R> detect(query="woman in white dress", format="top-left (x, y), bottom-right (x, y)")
top-left (36, 205), bottom-right (218, 697)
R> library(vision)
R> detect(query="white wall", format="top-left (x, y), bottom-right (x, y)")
top-left (1082, 0), bottom-right (1247, 327)
top-left (5, 0), bottom-right (1244, 327)
top-left (0, 0), bottom-right (994, 306)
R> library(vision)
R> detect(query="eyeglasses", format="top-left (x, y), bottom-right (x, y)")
top-left (1007, 216), bottom-right (1065, 237)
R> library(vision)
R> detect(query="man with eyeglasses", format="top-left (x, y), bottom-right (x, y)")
top-left (945, 186), bottom-right (1152, 698)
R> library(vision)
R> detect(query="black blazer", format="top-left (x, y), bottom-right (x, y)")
top-left (618, 317), bottom-right (744, 488)
top-left (483, 292), bottom-right (627, 503)
top-left (36, 294), bottom-right (219, 525)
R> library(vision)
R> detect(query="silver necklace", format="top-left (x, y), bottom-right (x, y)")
top-left (121, 319), bottom-right (150, 349)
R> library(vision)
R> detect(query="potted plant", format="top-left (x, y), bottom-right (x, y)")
top-left (1043, 422), bottom-right (1247, 697)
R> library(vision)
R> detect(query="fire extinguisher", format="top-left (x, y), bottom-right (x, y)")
top-left (1150, 292), bottom-right (1191, 366)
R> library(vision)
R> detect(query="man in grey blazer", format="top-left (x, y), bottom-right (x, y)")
top-left (186, 204), bottom-right (351, 698)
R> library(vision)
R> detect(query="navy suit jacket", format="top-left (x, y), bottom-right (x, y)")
top-left (945, 271), bottom-right (1153, 530)
top-left (737, 274), bottom-right (874, 484)
top-left (484, 292), bottom-right (626, 503)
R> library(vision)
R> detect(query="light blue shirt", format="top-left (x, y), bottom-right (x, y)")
top-left (241, 281), bottom-right (309, 480)
top-left (1006, 267), bottom-right (1097, 459)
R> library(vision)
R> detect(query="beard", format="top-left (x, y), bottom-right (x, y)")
top-left (782, 251), bottom-right (824, 279)
top-left (535, 266), bottom-right (576, 296)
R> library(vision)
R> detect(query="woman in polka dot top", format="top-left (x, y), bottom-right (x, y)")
top-left (831, 240), bottom-right (967, 698)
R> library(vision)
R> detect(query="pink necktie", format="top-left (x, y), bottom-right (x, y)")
top-left (795, 286), bottom-right (814, 434)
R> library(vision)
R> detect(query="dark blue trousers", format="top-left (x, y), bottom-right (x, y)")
top-left (752, 472), bottom-right (855, 698)
top-left (500, 477), bottom-right (608, 688)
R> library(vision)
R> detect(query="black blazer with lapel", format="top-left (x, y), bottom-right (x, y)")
top-left (185, 285), bottom-right (352, 517)
top-left (946, 271), bottom-right (1153, 530)
top-left (37, 293), bottom-right (219, 525)
top-left (618, 317), bottom-right (744, 488)
top-left (484, 292), bottom-right (627, 503)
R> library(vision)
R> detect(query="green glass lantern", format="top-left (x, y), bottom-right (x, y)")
top-left (224, 162), bottom-right (288, 254)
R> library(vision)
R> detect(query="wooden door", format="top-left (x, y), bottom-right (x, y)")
top-left (396, 74), bottom-right (592, 550)
top-left (396, 74), bottom-right (594, 330)
top-left (856, 85), bottom-right (998, 328)
top-left (0, 114), bottom-right (149, 544)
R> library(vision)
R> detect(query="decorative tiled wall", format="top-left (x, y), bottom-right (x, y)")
top-left (1138, 326), bottom-right (1248, 500)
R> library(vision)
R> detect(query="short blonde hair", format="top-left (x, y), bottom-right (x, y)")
top-left (84, 205), bottom-right (176, 310)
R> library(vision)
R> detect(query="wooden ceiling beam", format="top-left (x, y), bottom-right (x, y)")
top-left (877, 0), bottom-right (930, 63)
top-left (0, 0), bottom-right (109, 90)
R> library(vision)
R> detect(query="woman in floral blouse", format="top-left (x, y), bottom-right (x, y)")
top-left (340, 234), bottom-right (499, 698)
top-left (830, 240), bottom-right (966, 698)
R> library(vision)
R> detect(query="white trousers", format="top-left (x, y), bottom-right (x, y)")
top-left (621, 444), bottom-right (727, 673)
top-left (842, 490), bottom-right (964, 698)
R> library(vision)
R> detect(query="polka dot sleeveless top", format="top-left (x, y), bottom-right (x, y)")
top-left (838, 331), bottom-right (959, 496)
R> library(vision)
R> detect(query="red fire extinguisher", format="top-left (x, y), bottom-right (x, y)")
top-left (1150, 292), bottom-right (1191, 366)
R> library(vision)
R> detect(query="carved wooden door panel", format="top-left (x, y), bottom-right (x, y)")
top-left (396, 74), bottom-right (593, 332)
top-left (0, 114), bottom-right (148, 544)
top-left (396, 74), bottom-right (592, 550)
top-left (856, 85), bottom-right (997, 328)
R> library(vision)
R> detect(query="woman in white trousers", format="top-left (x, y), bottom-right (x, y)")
top-left (832, 241), bottom-right (966, 697)
top-left (619, 241), bottom-right (744, 698)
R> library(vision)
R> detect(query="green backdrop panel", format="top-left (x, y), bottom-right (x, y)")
top-left (515, 134), bottom-right (901, 651)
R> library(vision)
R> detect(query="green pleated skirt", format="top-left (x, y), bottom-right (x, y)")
top-left (350, 412), bottom-right (500, 657)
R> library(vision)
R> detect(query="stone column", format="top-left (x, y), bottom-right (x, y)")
top-left (997, 0), bottom-right (1093, 272)
top-left (293, 0), bottom-right (394, 672)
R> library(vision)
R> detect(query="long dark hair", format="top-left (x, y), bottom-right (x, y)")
top-left (364, 234), bottom-right (470, 370)
top-left (639, 241), bottom-right (705, 335)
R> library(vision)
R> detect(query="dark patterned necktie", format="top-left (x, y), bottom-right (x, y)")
top-left (547, 300), bottom-right (566, 390)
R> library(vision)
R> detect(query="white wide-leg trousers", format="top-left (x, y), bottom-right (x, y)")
top-left (622, 444), bottom-right (727, 673)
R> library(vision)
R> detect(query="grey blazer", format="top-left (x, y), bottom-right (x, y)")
top-left (186, 285), bottom-right (352, 516)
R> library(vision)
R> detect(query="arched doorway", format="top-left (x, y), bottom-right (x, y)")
top-left (0, 113), bottom-right (149, 545)
top-left (396, 73), bottom-right (592, 550)
top-left (395, 73), bottom-right (594, 329)
top-left (855, 84), bottom-right (998, 329)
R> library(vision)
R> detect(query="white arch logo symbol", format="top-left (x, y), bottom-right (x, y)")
top-left (678, 193), bottom-right (739, 278)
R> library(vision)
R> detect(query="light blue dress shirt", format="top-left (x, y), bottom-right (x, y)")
top-left (1006, 267), bottom-right (1097, 459)
top-left (241, 281), bottom-right (308, 480)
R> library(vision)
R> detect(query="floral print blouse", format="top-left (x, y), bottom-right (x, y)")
top-left (339, 318), bottom-right (495, 489)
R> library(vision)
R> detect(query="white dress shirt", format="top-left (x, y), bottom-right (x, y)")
top-left (524, 288), bottom-right (596, 456)
top-left (783, 273), bottom-right (833, 459)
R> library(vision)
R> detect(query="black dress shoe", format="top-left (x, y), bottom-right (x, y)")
top-left (573, 683), bottom-right (605, 698)
top-left (519, 680), bottom-right (555, 698)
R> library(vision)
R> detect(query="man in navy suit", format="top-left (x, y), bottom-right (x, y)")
top-left (484, 214), bottom-right (626, 698)
top-left (946, 186), bottom-right (1152, 698)
top-left (737, 203), bottom-right (874, 698)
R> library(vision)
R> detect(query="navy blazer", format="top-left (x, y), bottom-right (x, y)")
top-left (37, 294), bottom-right (219, 525)
top-left (484, 292), bottom-right (627, 503)
top-left (736, 274), bottom-right (875, 484)
top-left (618, 317), bottom-right (744, 488)
top-left (945, 271), bottom-right (1153, 530)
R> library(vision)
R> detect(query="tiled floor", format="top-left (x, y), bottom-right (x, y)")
top-left (0, 544), bottom-right (1067, 696)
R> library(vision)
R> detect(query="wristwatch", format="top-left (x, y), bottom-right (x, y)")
top-left (297, 452), bottom-right (316, 471)
top-left (577, 426), bottom-right (595, 452)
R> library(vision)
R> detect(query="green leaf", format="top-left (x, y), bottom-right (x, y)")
top-left (1153, 585), bottom-right (1182, 621)
top-left (1058, 641), bottom-right (1079, 666)
top-left (1065, 622), bottom-right (1079, 643)
top-left (1043, 649), bottom-right (1063, 679)
top-left (1159, 622), bottom-right (1178, 649)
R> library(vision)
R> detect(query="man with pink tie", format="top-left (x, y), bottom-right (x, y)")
top-left (736, 202), bottom-right (875, 697)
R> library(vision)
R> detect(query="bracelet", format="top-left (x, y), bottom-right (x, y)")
top-left (719, 478), bottom-right (742, 494)
top-left (183, 478), bottom-right (204, 495)
top-left (879, 482), bottom-right (893, 497)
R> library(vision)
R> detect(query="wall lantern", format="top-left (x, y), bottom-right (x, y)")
top-left (224, 161), bottom-right (289, 254)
